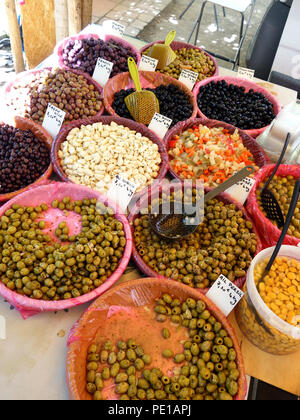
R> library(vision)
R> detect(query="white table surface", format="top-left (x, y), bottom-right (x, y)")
top-left (0, 25), bottom-right (298, 401)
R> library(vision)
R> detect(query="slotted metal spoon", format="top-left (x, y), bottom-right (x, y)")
top-left (149, 165), bottom-right (255, 240)
top-left (260, 133), bottom-right (291, 229)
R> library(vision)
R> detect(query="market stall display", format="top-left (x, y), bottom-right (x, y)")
top-left (194, 76), bottom-right (281, 138)
top-left (247, 165), bottom-right (300, 247)
top-left (129, 181), bottom-right (262, 292)
top-left (4, 67), bottom-right (104, 126)
top-left (104, 71), bottom-right (197, 134)
top-left (0, 182), bottom-right (132, 318)
top-left (66, 278), bottom-right (247, 400)
top-left (0, 116), bottom-right (53, 202)
top-left (166, 119), bottom-right (269, 188)
top-left (51, 116), bottom-right (168, 194)
top-left (55, 34), bottom-right (141, 78)
top-left (141, 40), bottom-right (218, 82)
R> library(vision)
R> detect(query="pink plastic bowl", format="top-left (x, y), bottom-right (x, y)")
top-left (0, 182), bottom-right (133, 319)
top-left (193, 75), bottom-right (281, 138)
top-left (140, 40), bottom-right (219, 79)
top-left (4, 67), bottom-right (105, 127)
top-left (55, 33), bottom-right (141, 75)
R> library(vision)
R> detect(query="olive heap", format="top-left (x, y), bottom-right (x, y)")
top-left (133, 193), bottom-right (258, 288)
top-left (0, 197), bottom-right (126, 300)
top-left (61, 37), bottom-right (138, 78)
top-left (6, 68), bottom-right (103, 124)
top-left (112, 84), bottom-right (194, 127)
top-left (197, 80), bottom-right (276, 130)
top-left (0, 125), bottom-right (50, 194)
top-left (85, 294), bottom-right (240, 400)
top-left (257, 175), bottom-right (300, 239)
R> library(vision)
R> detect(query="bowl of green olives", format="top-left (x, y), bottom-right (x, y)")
top-left (246, 164), bottom-right (300, 247)
top-left (128, 180), bottom-right (262, 293)
top-left (66, 277), bottom-right (247, 400)
top-left (0, 182), bottom-right (132, 318)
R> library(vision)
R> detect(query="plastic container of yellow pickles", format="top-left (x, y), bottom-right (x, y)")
top-left (235, 245), bottom-right (300, 355)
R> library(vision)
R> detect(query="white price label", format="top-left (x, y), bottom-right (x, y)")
top-left (148, 113), bottom-right (173, 139)
top-left (107, 174), bottom-right (138, 213)
top-left (178, 69), bottom-right (199, 91)
top-left (0, 315), bottom-right (6, 340)
top-left (225, 177), bottom-right (256, 205)
top-left (93, 57), bottom-right (114, 87)
top-left (139, 55), bottom-right (158, 72)
top-left (42, 103), bottom-right (66, 139)
top-left (103, 20), bottom-right (126, 38)
top-left (206, 275), bottom-right (244, 317)
top-left (237, 67), bottom-right (255, 80)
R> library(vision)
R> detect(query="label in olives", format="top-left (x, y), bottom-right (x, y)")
top-left (237, 67), bottom-right (255, 80)
top-left (206, 274), bottom-right (244, 317)
top-left (225, 176), bottom-right (256, 205)
top-left (107, 174), bottom-right (138, 212)
top-left (93, 58), bottom-right (114, 87)
top-left (148, 113), bottom-right (173, 139)
top-left (178, 68), bottom-right (199, 91)
top-left (139, 55), bottom-right (158, 72)
top-left (103, 20), bottom-right (126, 38)
top-left (42, 103), bottom-right (66, 138)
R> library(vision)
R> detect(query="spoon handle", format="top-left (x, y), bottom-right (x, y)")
top-left (165, 30), bottom-right (176, 46)
top-left (265, 178), bottom-right (300, 274)
top-left (263, 133), bottom-right (291, 191)
top-left (128, 57), bottom-right (142, 92)
top-left (204, 165), bottom-right (256, 203)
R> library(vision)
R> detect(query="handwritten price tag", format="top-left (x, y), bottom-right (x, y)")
top-left (42, 103), bottom-right (66, 139)
top-left (103, 20), bottom-right (126, 38)
top-left (139, 55), bottom-right (158, 72)
top-left (93, 57), bottom-right (114, 87)
top-left (148, 113), bottom-right (173, 139)
top-left (206, 275), bottom-right (244, 317)
top-left (179, 69), bottom-right (199, 91)
top-left (107, 174), bottom-right (138, 213)
top-left (225, 177), bottom-right (256, 205)
top-left (237, 67), bottom-right (255, 80)
top-left (0, 315), bottom-right (6, 340)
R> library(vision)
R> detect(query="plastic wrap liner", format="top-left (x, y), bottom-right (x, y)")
top-left (246, 164), bottom-right (300, 247)
top-left (66, 277), bottom-right (247, 400)
top-left (0, 182), bottom-right (132, 319)
top-left (54, 33), bottom-right (142, 74)
top-left (165, 118), bottom-right (270, 185)
top-left (51, 115), bottom-right (169, 196)
top-left (127, 180), bottom-right (263, 294)
top-left (140, 40), bottom-right (219, 79)
top-left (0, 116), bottom-right (53, 203)
top-left (103, 70), bottom-right (198, 140)
top-left (4, 67), bottom-right (105, 127)
top-left (193, 75), bottom-right (282, 139)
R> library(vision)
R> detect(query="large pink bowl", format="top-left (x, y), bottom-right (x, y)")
top-left (4, 67), bottom-right (105, 127)
top-left (193, 75), bottom-right (281, 138)
top-left (140, 40), bottom-right (219, 80)
top-left (55, 33), bottom-right (141, 75)
top-left (0, 182), bottom-right (132, 319)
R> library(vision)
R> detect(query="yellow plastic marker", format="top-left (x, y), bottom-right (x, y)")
top-left (148, 30), bottom-right (177, 70)
top-left (125, 57), bottom-right (160, 126)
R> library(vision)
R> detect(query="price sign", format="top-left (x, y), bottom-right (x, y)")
top-left (42, 103), bottom-right (66, 139)
top-left (206, 275), bottom-right (244, 317)
top-left (107, 174), bottom-right (138, 213)
top-left (148, 113), bottom-right (173, 139)
top-left (225, 177), bottom-right (256, 205)
top-left (93, 57), bottom-right (114, 87)
top-left (237, 67), bottom-right (255, 81)
top-left (139, 55), bottom-right (158, 72)
top-left (103, 20), bottom-right (126, 38)
top-left (179, 69), bottom-right (199, 91)
top-left (0, 315), bottom-right (6, 340)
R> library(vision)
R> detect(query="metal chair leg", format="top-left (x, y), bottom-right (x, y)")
top-left (223, 7), bottom-right (226, 17)
top-left (179, 0), bottom-right (196, 20)
top-left (214, 4), bottom-right (219, 31)
top-left (191, 1), bottom-right (208, 45)
top-left (233, 0), bottom-right (256, 69)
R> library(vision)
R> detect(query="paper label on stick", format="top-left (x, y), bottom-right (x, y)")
top-left (139, 55), bottom-right (158, 72)
top-left (225, 177), bottom-right (256, 205)
top-left (179, 69), bottom-right (199, 91)
top-left (93, 58), bottom-right (114, 87)
top-left (148, 113), bottom-right (173, 139)
top-left (206, 275), bottom-right (244, 317)
top-left (237, 67), bottom-right (255, 80)
top-left (0, 315), bottom-right (6, 340)
top-left (42, 103), bottom-right (66, 139)
top-left (107, 174), bottom-right (138, 213)
top-left (103, 20), bottom-right (126, 38)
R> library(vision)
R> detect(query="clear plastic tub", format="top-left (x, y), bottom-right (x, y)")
top-left (235, 246), bottom-right (300, 355)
